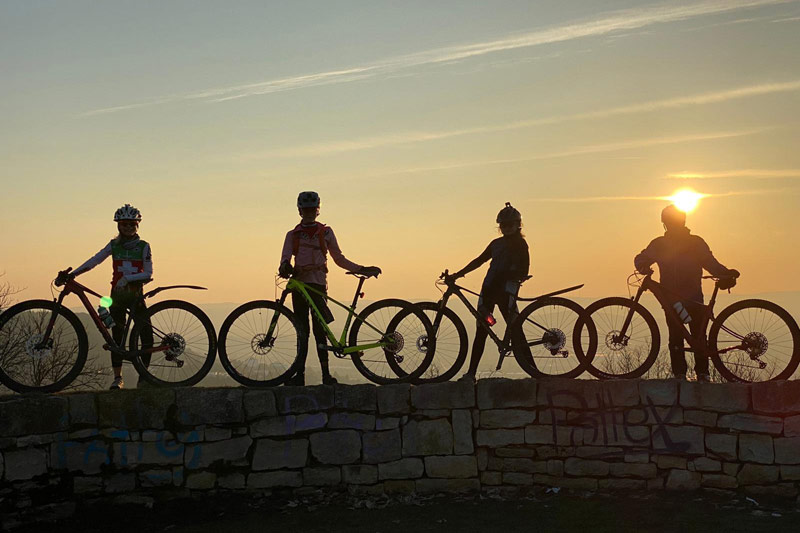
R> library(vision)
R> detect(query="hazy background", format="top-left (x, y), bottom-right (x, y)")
top-left (2, 1), bottom-right (800, 380)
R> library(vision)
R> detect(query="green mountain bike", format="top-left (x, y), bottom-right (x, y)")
top-left (217, 271), bottom-right (435, 386)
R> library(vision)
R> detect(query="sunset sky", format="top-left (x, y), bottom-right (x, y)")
top-left (2, 0), bottom-right (800, 305)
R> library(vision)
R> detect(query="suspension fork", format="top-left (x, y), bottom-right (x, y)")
top-left (615, 280), bottom-right (648, 342)
top-left (38, 290), bottom-right (70, 348)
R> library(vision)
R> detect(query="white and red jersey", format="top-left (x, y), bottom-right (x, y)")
top-left (73, 237), bottom-right (153, 291)
top-left (280, 222), bottom-right (362, 286)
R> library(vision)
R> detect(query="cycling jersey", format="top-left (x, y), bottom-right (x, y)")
top-left (73, 237), bottom-right (153, 291)
top-left (634, 227), bottom-right (729, 303)
top-left (280, 223), bottom-right (362, 286)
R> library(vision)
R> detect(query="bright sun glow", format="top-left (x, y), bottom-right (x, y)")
top-left (668, 188), bottom-right (704, 213)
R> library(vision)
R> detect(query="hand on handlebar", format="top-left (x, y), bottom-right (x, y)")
top-left (637, 267), bottom-right (654, 276)
top-left (717, 269), bottom-right (740, 290)
top-left (278, 261), bottom-right (294, 279)
top-left (55, 268), bottom-right (74, 287)
top-left (360, 266), bottom-right (382, 278)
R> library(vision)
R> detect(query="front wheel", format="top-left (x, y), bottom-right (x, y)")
top-left (217, 300), bottom-right (301, 387)
top-left (709, 299), bottom-right (800, 382)
top-left (511, 297), bottom-right (597, 378)
top-left (129, 300), bottom-right (217, 387)
top-left (583, 297), bottom-right (660, 379)
top-left (349, 299), bottom-right (435, 385)
top-left (0, 299), bottom-right (88, 393)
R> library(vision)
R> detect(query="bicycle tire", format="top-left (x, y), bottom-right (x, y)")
top-left (392, 302), bottom-right (469, 384)
top-left (349, 299), bottom-right (435, 385)
top-left (217, 300), bottom-right (301, 387)
top-left (583, 297), bottom-right (660, 379)
top-left (709, 299), bottom-right (800, 383)
top-left (0, 299), bottom-right (88, 393)
top-left (510, 297), bottom-right (597, 379)
top-left (129, 300), bottom-right (217, 387)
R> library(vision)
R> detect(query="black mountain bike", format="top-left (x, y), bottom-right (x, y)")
top-left (585, 272), bottom-right (800, 382)
top-left (0, 268), bottom-right (217, 393)
top-left (396, 270), bottom-right (597, 383)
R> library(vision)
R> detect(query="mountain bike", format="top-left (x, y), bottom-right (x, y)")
top-left (0, 268), bottom-right (217, 393)
top-left (585, 272), bottom-right (800, 382)
top-left (394, 270), bottom-right (597, 383)
top-left (217, 271), bottom-right (435, 386)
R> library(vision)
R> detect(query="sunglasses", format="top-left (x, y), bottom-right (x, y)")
top-left (118, 222), bottom-right (138, 228)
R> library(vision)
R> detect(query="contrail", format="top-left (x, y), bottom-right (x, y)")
top-left (668, 169), bottom-right (800, 179)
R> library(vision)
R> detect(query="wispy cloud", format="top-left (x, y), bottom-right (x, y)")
top-left (82, 0), bottom-right (794, 116)
top-left (668, 169), bottom-right (800, 179)
top-left (528, 188), bottom-right (792, 203)
top-left (248, 80), bottom-right (799, 159)
top-left (306, 128), bottom-right (767, 184)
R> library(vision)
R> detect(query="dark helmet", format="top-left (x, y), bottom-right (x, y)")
top-left (113, 204), bottom-right (142, 222)
top-left (661, 204), bottom-right (686, 227)
top-left (297, 191), bottom-right (321, 209)
top-left (496, 202), bottom-right (522, 224)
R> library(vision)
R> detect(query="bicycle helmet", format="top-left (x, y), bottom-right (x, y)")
top-left (113, 204), bottom-right (142, 222)
top-left (297, 191), bottom-right (321, 209)
top-left (496, 202), bottom-right (522, 224)
top-left (661, 204), bottom-right (686, 227)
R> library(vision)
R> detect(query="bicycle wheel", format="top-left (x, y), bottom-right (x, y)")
top-left (511, 297), bottom-right (596, 378)
top-left (709, 299), bottom-right (800, 382)
top-left (349, 299), bottom-right (435, 385)
top-left (583, 297), bottom-right (660, 379)
top-left (129, 300), bottom-right (217, 387)
top-left (392, 302), bottom-right (469, 384)
top-left (0, 300), bottom-right (88, 393)
top-left (217, 300), bottom-right (300, 387)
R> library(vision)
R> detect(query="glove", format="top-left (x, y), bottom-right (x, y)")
top-left (278, 261), bottom-right (294, 279)
top-left (637, 266), bottom-right (654, 276)
top-left (360, 266), bottom-right (382, 278)
top-left (55, 268), bottom-right (74, 287)
top-left (717, 269), bottom-right (739, 290)
top-left (115, 277), bottom-right (129, 290)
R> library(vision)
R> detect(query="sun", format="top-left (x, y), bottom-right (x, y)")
top-left (668, 188), bottom-right (704, 213)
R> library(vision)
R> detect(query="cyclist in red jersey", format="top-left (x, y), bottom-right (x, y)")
top-left (68, 204), bottom-right (154, 389)
top-left (279, 192), bottom-right (381, 385)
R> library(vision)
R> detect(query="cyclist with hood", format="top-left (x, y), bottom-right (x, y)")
top-left (634, 204), bottom-right (739, 381)
top-left (278, 191), bottom-right (381, 385)
top-left (449, 202), bottom-right (530, 381)
top-left (68, 204), bottom-right (154, 389)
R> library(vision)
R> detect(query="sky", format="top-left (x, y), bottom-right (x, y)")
top-left (2, 0), bottom-right (800, 305)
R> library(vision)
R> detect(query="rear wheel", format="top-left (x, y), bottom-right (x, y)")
top-left (129, 300), bottom-right (217, 387)
top-left (709, 299), bottom-right (800, 382)
top-left (217, 300), bottom-right (300, 387)
top-left (0, 299), bottom-right (88, 393)
top-left (349, 299), bottom-right (435, 385)
top-left (511, 297), bottom-right (596, 378)
top-left (584, 297), bottom-right (660, 379)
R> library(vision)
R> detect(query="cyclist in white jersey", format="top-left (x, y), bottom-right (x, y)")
top-left (279, 191), bottom-right (381, 385)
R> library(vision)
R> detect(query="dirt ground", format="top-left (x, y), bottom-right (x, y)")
top-left (17, 489), bottom-right (800, 533)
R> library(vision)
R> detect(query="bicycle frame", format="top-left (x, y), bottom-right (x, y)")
top-left (622, 274), bottom-right (746, 357)
top-left (272, 276), bottom-right (388, 356)
top-left (434, 275), bottom-right (584, 371)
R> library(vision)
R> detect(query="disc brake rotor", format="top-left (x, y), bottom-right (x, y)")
top-left (252, 334), bottom-right (272, 355)
top-left (605, 330), bottom-right (627, 351)
top-left (25, 334), bottom-right (53, 361)
top-left (416, 335), bottom-right (429, 353)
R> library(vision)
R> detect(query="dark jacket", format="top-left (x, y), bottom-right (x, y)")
top-left (634, 227), bottom-right (729, 303)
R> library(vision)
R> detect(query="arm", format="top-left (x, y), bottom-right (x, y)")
top-left (697, 238), bottom-right (732, 277)
top-left (634, 239), bottom-right (658, 275)
top-left (72, 242), bottom-right (112, 276)
top-left (326, 228), bottom-right (364, 272)
top-left (453, 245), bottom-right (492, 278)
top-left (510, 239), bottom-right (530, 280)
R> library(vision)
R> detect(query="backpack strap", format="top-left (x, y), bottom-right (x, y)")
top-left (292, 222), bottom-right (328, 256)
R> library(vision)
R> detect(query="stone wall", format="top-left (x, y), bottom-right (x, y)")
top-left (1, 379), bottom-right (800, 527)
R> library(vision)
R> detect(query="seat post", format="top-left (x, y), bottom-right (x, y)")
top-left (350, 276), bottom-right (367, 309)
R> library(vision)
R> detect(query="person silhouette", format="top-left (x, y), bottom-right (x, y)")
top-left (449, 202), bottom-right (530, 381)
top-left (634, 205), bottom-right (739, 381)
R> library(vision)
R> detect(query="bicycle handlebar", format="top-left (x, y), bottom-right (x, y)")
top-left (54, 268), bottom-right (74, 287)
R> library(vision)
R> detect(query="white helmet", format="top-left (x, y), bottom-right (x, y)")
top-left (113, 204), bottom-right (142, 222)
top-left (297, 191), bottom-right (321, 209)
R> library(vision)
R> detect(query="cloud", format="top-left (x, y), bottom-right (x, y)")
top-left (668, 169), bottom-right (800, 179)
top-left (249, 80), bottom-right (800, 159)
top-left (82, 0), bottom-right (795, 115)
top-left (528, 188), bottom-right (792, 203)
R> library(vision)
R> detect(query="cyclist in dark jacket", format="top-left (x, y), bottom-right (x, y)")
top-left (634, 205), bottom-right (739, 381)
top-left (451, 203), bottom-right (530, 381)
